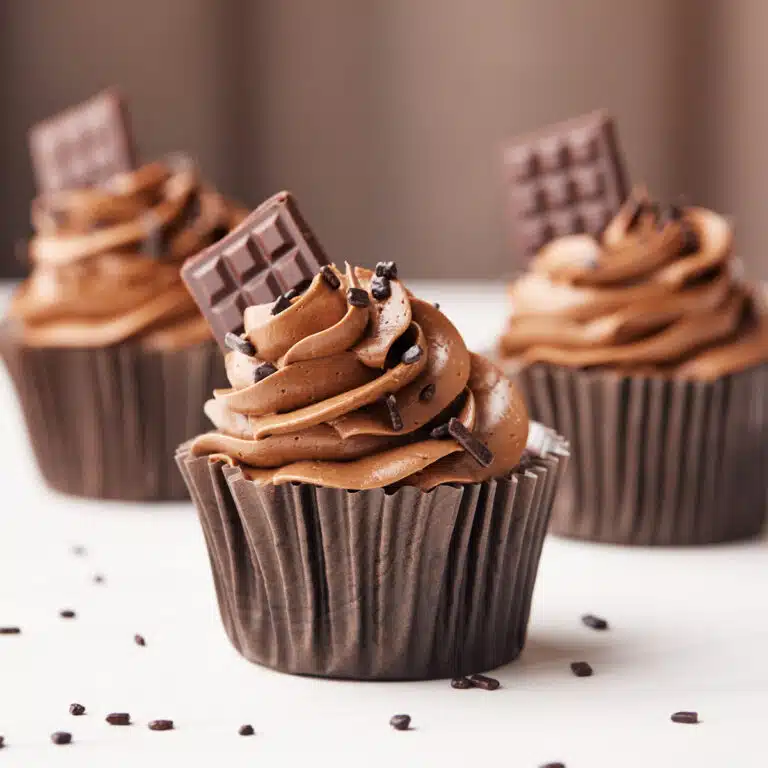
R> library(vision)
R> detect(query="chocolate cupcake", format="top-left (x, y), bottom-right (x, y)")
top-left (499, 191), bottom-right (768, 545)
top-left (177, 200), bottom-right (568, 679)
top-left (0, 91), bottom-right (246, 500)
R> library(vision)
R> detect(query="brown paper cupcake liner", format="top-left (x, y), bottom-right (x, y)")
top-left (513, 362), bottom-right (768, 545)
top-left (1, 323), bottom-right (225, 501)
top-left (175, 427), bottom-right (569, 680)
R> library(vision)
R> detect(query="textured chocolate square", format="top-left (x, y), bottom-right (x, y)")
top-left (503, 110), bottom-right (629, 261)
top-left (29, 89), bottom-right (135, 193)
top-left (181, 192), bottom-right (329, 348)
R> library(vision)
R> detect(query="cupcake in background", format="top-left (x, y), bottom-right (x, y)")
top-left (499, 183), bottom-right (768, 544)
top-left (177, 192), bottom-right (569, 680)
top-left (1, 89), bottom-right (246, 500)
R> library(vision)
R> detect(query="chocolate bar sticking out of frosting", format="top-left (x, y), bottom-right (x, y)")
top-left (181, 192), bottom-right (330, 348)
top-left (503, 110), bottom-right (629, 262)
top-left (29, 88), bottom-right (136, 193)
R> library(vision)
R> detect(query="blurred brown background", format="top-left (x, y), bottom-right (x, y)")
top-left (1, 0), bottom-right (766, 279)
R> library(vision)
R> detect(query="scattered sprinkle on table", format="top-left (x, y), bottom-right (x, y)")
top-left (469, 673), bottom-right (501, 690)
top-left (451, 677), bottom-right (473, 689)
top-left (581, 614), bottom-right (609, 630)
top-left (148, 720), bottom-right (174, 731)
top-left (389, 714), bottom-right (411, 731)
top-left (540, 763), bottom-right (565, 768)
top-left (93, 574), bottom-right (105, 584)
top-left (671, 711), bottom-right (699, 724)
top-left (0, 627), bottom-right (21, 635)
top-left (0, 735), bottom-right (5, 749)
top-left (69, 703), bottom-right (85, 716)
top-left (71, 545), bottom-right (87, 556)
top-left (238, 724), bottom-right (254, 736)
top-left (570, 661), bottom-right (593, 677)
top-left (59, 609), bottom-right (76, 619)
top-left (134, 634), bottom-right (146, 647)
top-left (51, 731), bottom-right (72, 745)
top-left (106, 713), bottom-right (131, 726)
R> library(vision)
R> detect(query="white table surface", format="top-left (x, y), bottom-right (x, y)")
top-left (0, 280), bottom-right (766, 768)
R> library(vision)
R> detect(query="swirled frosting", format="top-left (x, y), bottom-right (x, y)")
top-left (191, 264), bottom-right (530, 490)
top-left (500, 192), bottom-right (768, 378)
top-left (9, 156), bottom-right (245, 349)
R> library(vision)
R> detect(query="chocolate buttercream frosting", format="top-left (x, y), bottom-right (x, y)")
top-left (191, 264), bottom-right (530, 489)
top-left (500, 190), bottom-right (768, 379)
top-left (9, 155), bottom-right (245, 349)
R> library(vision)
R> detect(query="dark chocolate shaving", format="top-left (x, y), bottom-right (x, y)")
top-left (431, 418), bottom-right (493, 468)
top-left (69, 703), bottom-right (85, 716)
top-left (469, 674), bottom-right (500, 691)
top-left (320, 265), bottom-right (341, 290)
top-left (283, 287), bottom-right (299, 301)
top-left (385, 394), bottom-right (403, 432)
top-left (570, 661), bottom-right (593, 677)
top-left (106, 713), bottom-right (131, 726)
top-left (224, 332), bottom-right (256, 357)
top-left (419, 383), bottom-right (435, 402)
top-left (375, 261), bottom-right (398, 279)
top-left (347, 287), bottom-right (370, 308)
top-left (671, 711), bottom-right (698, 725)
top-left (401, 345), bottom-right (423, 365)
top-left (254, 362), bottom-right (278, 383)
top-left (238, 724), bottom-right (255, 736)
top-left (371, 275), bottom-right (391, 300)
top-left (0, 627), bottom-right (21, 635)
top-left (148, 720), bottom-right (174, 732)
top-left (581, 614), bottom-right (608, 631)
top-left (271, 294), bottom-right (292, 315)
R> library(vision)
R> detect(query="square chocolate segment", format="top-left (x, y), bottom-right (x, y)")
top-left (181, 192), bottom-right (329, 348)
top-left (29, 89), bottom-right (135, 193)
top-left (503, 110), bottom-right (629, 262)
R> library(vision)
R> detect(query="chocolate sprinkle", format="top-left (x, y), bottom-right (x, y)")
top-left (69, 703), bottom-right (85, 716)
top-left (450, 677), bottom-right (473, 690)
top-left (254, 362), bottom-right (278, 383)
top-left (435, 418), bottom-right (494, 468)
top-left (71, 545), bottom-right (87, 556)
top-left (401, 345), bottom-right (423, 365)
top-left (51, 731), bottom-right (72, 745)
top-left (570, 661), bottom-right (593, 677)
top-left (148, 720), bottom-right (174, 732)
top-left (271, 294), bottom-right (292, 315)
top-left (540, 763), bottom-right (566, 768)
top-left (106, 713), bottom-right (131, 726)
top-left (469, 673), bottom-right (500, 691)
top-left (371, 275), bottom-right (391, 301)
top-left (385, 394), bottom-right (404, 432)
top-left (347, 287), bottom-right (370, 308)
top-left (433, 302), bottom-right (440, 310)
top-left (375, 261), bottom-right (398, 280)
top-left (320, 265), bottom-right (341, 290)
top-left (419, 383), bottom-right (435, 402)
top-left (284, 287), bottom-right (299, 301)
top-left (581, 614), bottom-right (609, 631)
top-left (238, 724), bottom-right (255, 736)
top-left (59, 609), bottom-right (76, 619)
top-left (0, 736), bottom-right (4, 748)
top-left (134, 634), bottom-right (146, 647)
top-left (0, 627), bottom-right (21, 635)
top-left (671, 711), bottom-right (699, 725)
top-left (224, 332), bottom-right (255, 357)
top-left (93, 574), bottom-right (105, 584)
top-left (389, 714), bottom-right (411, 731)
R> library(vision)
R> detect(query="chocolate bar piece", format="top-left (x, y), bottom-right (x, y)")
top-left (181, 192), bottom-right (329, 348)
top-left (503, 110), bottom-right (629, 261)
top-left (29, 89), bottom-right (135, 193)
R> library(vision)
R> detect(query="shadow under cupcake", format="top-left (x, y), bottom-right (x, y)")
top-left (176, 195), bottom-right (569, 679)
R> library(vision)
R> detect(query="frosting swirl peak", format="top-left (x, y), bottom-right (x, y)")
top-left (192, 264), bottom-right (529, 490)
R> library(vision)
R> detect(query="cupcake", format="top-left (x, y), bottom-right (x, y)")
top-left (1, 92), bottom-right (246, 500)
top-left (499, 191), bottom-right (768, 545)
top-left (176, 214), bottom-right (569, 679)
